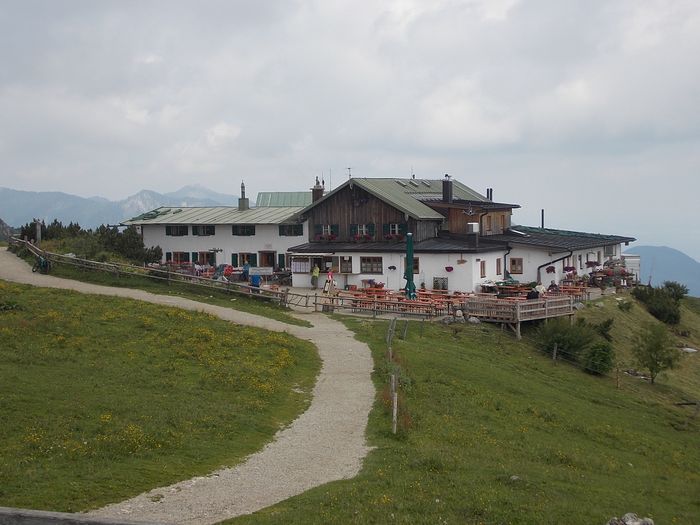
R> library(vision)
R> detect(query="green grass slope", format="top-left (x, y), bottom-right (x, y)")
top-left (234, 300), bottom-right (700, 524)
top-left (574, 293), bottom-right (700, 401)
top-left (0, 281), bottom-right (320, 512)
top-left (12, 245), bottom-right (309, 327)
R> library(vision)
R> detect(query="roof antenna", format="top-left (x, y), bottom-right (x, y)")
top-left (347, 167), bottom-right (352, 179)
top-left (329, 168), bottom-right (332, 191)
top-left (411, 166), bottom-right (415, 179)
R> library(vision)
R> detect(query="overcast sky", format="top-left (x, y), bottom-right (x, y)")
top-left (1, 0), bottom-right (698, 259)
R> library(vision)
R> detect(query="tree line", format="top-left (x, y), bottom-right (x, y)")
top-left (19, 219), bottom-right (162, 265)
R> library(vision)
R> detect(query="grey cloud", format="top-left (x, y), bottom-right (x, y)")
top-left (0, 0), bottom-right (698, 259)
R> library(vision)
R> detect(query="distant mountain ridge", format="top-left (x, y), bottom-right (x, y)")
top-left (0, 185), bottom-right (239, 229)
top-left (624, 245), bottom-right (700, 298)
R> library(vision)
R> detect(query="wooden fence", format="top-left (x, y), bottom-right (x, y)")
top-left (8, 237), bottom-right (575, 334)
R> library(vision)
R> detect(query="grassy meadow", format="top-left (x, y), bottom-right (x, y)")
top-left (12, 245), bottom-right (309, 327)
top-left (0, 280), bottom-right (320, 512)
top-left (233, 296), bottom-right (700, 524)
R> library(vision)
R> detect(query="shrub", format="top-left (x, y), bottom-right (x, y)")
top-left (593, 318), bottom-right (614, 342)
top-left (582, 342), bottom-right (614, 375)
top-left (617, 300), bottom-right (633, 312)
top-left (536, 319), bottom-right (597, 362)
top-left (663, 281), bottom-right (688, 302)
top-left (632, 323), bottom-right (682, 384)
top-left (631, 285), bottom-right (681, 325)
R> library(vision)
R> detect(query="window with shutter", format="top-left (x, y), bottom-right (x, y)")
top-left (509, 258), bottom-right (523, 274)
top-left (231, 253), bottom-right (238, 267)
top-left (278, 253), bottom-right (286, 269)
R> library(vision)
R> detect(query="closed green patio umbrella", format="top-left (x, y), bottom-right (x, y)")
top-left (404, 232), bottom-right (417, 299)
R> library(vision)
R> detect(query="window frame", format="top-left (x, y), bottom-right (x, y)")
top-left (165, 225), bottom-right (188, 236)
top-left (232, 224), bottom-right (256, 236)
top-left (192, 225), bottom-right (215, 236)
top-left (340, 256), bottom-right (353, 274)
top-left (279, 224), bottom-right (303, 236)
top-left (509, 257), bottom-right (523, 275)
top-left (360, 256), bottom-right (383, 274)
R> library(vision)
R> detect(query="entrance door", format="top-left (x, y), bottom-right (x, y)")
top-left (258, 251), bottom-right (276, 268)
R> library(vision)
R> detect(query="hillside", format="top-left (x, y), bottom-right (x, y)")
top-left (234, 294), bottom-right (700, 524)
top-left (0, 185), bottom-right (238, 229)
top-left (625, 245), bottom-right (700, 297)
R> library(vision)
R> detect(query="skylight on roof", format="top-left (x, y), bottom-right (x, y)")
top-left (421, 180), bottom-right (431, 187)
top-left (395, 179), bottom-right (407, 187)
top-left (409, 180), bottom-right (419, 187)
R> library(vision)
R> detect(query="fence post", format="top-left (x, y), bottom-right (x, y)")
top-left (392, 391), bottom-right (398, 434)
top-left (552, 343), bottom-right (558, 362)
top-left (314, 293), bottom-right (318, 312)
top-left (401, 319), bottom-right (409, 340)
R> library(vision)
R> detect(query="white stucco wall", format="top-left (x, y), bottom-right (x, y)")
top-left (141, 223), bottom-right (307, 267)
top-left (290, 249), bottom-right (507, 292)
top-left (505, 243), bottom-right (626, 285)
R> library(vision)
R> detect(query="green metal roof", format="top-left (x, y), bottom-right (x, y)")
top-left (122, 206), bottom-right (303, 225)
top-left (256, 191), bottom-right (313, 207)
top-left (299, 177), bottom-right (488, 220)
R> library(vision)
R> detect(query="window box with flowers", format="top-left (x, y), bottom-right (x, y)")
top-left (352, 233), bottom-right (373, 242)
top-left (585, 260), bottom-right (600, 269)
top-left (384, 233), bottom-right (404, 241)
top-left (545, 265), bottom-right (556, 274)
top-left (315, 233), bottom-right (337, 241)
top-left (563, 266), bottom-right (576, 273)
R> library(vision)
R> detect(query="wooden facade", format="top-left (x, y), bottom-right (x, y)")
top-left (444, 207), bottom-right (512, 236)
top-left (303, 185), bottom-right (441, 243)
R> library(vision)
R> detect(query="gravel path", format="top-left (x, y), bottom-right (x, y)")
top-left (0, 249), bottom-right (375, 524)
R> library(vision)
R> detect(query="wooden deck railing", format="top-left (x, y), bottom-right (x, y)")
top-left (7, 237), bottom-right (576, 331)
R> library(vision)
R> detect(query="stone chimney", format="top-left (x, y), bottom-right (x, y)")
top-left (311, 176), bottom-right (325, 202)
top-left (238, 181), bottom-right (249, 211)
top-left (442, 174), bottom-right (453, 204)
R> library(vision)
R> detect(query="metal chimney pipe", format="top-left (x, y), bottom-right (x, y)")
top-left (541, 209), bottom-right (545, 229)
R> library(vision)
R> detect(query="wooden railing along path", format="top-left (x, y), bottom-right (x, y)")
top-left (8, 237), bottom-right (575, 335)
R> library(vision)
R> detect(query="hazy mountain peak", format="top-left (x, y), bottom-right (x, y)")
top-left (0, 185), bottom-right (239, 228)
top-left (625, 245), bottom-right (700, 297)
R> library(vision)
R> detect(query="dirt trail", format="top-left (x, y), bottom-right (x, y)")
top-left (0, 249), bottom-right (375, 524)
